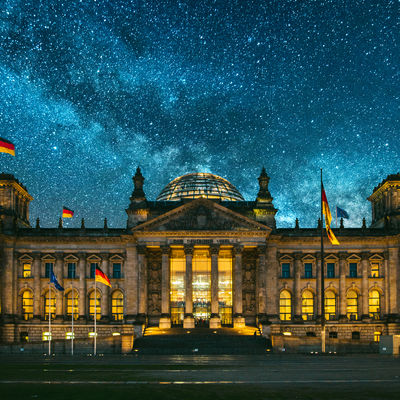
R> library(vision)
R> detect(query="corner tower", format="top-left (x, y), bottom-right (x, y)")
top-left (0, 173), bottom-right (33, 230)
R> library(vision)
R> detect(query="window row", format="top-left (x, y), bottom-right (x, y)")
top-left (21, 262), bottom-right (123, 279)
top-left (280, 260), bottom-right (382, 279)
top-left (21, 289), bottom-right (124, 321)
top-left (279, 289), bottom-right (381, 321)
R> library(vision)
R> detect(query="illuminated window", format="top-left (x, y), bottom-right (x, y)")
top-left (279, 290), bottom-right (291, 321)
top-left (369, 290), bottom-right (380, 319)
top-left (193, 249), bottom-right (211, 323)
top-left (66, 290), bottom-right (79, 320)
top-left (45, 262), bottom-right (54, 278)
top-left (218, 250), bottom-right (232, 325)
top-left (67, 263), bottom-right (76, 279)
top-left (42, 332), bottom-right (52, 341)
top-left (346, 290), bottom-right (358, 320)
top-left (281, 263), bottom-right (290, 278)
top-left (112, 291), bottom-right (124, 321)
top-left (23, 263), bottom-right (32, 278)
top-left (349, 263), bottom-right (357, 278)
top-left (44, 290), bottom-right (56, 320)
top-left (301, 290), bottom-right (314, 320)
top-left (370, 262), bottom-right (380, 278)
top-left (90, 263), bottom-right (98, 279)
top-left (325, 291), bottom-right (336, 320)
top-left (374, 331), bottom-right (381, 342)
top-left (112, 263), bottom-right (121, 279)
top-left (22, 290), bottom-right (33, 320)
top-left (89, 290), bottom-right (101, 320)
top-left (326, 263), bottom-right (335, 278)
top-left (304, 263), bottom-right (313, 278)
top-left (170, 249), bottom-right (185, 325)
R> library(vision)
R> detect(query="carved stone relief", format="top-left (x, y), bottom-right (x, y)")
top-left (147, 250), bottom-right (162, 316)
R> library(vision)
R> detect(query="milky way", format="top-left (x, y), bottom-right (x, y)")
top-left (0, 0), bottom-right (398, 228)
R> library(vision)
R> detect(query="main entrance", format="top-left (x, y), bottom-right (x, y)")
top-left (193, 249), bottom-right (211, 326)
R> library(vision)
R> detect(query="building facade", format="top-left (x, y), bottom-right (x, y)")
top-left (0, 169), bottom-right (400, 344)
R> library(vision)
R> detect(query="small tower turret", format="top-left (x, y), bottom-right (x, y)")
top-left (126, 167), bottom-right (149, 228)
top-left (253, 167), bottom-right (277, 228)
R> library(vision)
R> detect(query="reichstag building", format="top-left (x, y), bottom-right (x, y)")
top-left (0, 168), bottom-right (399, 344)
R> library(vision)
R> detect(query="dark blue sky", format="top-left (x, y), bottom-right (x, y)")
top-left (0, 0), bottom-right (398, 228)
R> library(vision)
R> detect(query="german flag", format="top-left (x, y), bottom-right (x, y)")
top-left (95, 266), bottom-right (111, 287)
top-left (322, 184), bottom-right (340, 245)
top-left (0, 137), bottom-right (15, 156)
top-left (62, 207), bottom-right (74, 218)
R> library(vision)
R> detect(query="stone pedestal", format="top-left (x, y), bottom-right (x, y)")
top-left (233, 316), bottom-right (246, 328)
top-left (121, 334), bottom-right (134, 354)
top-left (159, 316), bottom-right (171, 329)
top-left (209, 316), bottom-right (221, 329)
top-left (183, 315), bottom-right (195, 329)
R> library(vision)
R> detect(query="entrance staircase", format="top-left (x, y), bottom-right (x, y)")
top-left (133, 326), bottom-right (270, 355)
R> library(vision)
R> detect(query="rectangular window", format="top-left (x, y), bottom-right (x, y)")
top-left (45, 262), bottom-right (54, 278)
top-left (352, 331), bottom-right (360, 340)
top-left (329, 331), bottom-right (338, 339)
top-left (112, 263), bottom-right (121, 279)
top-left (327, 263), bottom-right (335, 278)
top-left (67, 263), bottom-right (76, 279)
top-left (371, 262), bottom-right (380, 278)
top-left (349, 263), bottom-right (358, 278)
top-left (281, 263), bottom-right (290, 278)
top-left (374, 332), bottom-right (381, 342)
top-left (23, 263), bottom-right (32, 278)
top-left (304, 263), bottom-right (313, 278)
top-left (90, 262), bottom-right (98, 278)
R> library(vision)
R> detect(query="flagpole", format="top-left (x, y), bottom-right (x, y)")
top-left (48, 280), bottom-right (51, 356)
top-left (71, 283), bottom-right (74, 356)
top-left (94, 277), bottom-right (97, 356)
top-left (320, 169), bottom-right (326, 353)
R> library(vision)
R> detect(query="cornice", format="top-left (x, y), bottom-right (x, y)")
top-left (133, 230), bottom-right (269, 238)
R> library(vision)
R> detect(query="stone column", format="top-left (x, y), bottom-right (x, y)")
top-left (159, 245), bottom-right (171, 328)
top-left (293, 252), bottom-right (302, 319)
top-left (137, 246), bottom-right (148, 322)
top-left (78, 253), bottom-right (86, 319)
top-left (125, 244), bottom-right (138, 322)
top-left (100, 253), bottom-right (110, 320)
top-left (32, 252), bottom-right (41, 319)
top-left (383, 250), bottom-right (389, 316)
top-left (361, 252), bottom-right (370, 319)
top-left (183, 245), bottom-right (194, 328)
top-left (388, 247), bottom-right (398, 315)
top-left (55, 252), bottom-right (64, 318)
top-left (338, 252), bottom-right (347, 320)
top-left (210, 245), bottom-right (221, 329)
top-left (233, 244), bottom-right (245, 328)
top-left (257, 245), bottom-right (267, 317)
top-left (266, 245), bottom-right (279, 320)
top-left (316, 252), bottom-right (321, 317)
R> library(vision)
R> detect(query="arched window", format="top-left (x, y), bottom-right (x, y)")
top-left (22, 290), bottom-right (33, 320)
top-left (301, 290), bottom-right (314, 321)
top-left (346, 290), bottom-right (358, 320)
top-left (66, 290), bottom-right (79, 320)
top-left (369, 290), bottom-right (380, 319)
top-left (44, 290), bottom-right (56, 320)
top-left (279, 290), bottom-right (291, 321)
top-left (325, 291), bottom-right (336, 320)
top-left (89, 290), bottom-right (101, 320)
top-left (111, 291), bottom-right (124, 321)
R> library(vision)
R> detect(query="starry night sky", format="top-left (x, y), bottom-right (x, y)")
top-left (0, 0), bottom-right (399, 228)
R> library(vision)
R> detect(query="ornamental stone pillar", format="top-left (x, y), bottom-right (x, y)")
top-left (137, 246), bottom-right (148, 322)
top-left (159, 245), bottom-right (171, 328)
top-left (293, 252), bottom-right (302, 319)
top-left (183, 245), bottom-right (194, 328)
top-left (257, 245), bottom-right (267, 317)
top-left (233, 245), bottom-right (245, 328)
top-left (210, 245), bottom-right (221, 329)
top-left (266, 245), bottom-right (279, 321)
top-left (55, 252), bottom-right (64, 318)
top-left (32, 252), bottom-right (41, 319)
top-left (388, 247), bottom-right (398, 315)
top-left (125, 244), bottom-right (138, 322)
top-left (78, 253), bottom-right (86, 319)
top-left (100, 253), bottom-right (110, 320)
top-left (338, 252), bottom-right (347, 320)
top-left (361, 252), bottom-right (370, 319)
top-left (383, 250), bottom-right (389, 316)
top-left (316, 252), bottom-right (321, 317)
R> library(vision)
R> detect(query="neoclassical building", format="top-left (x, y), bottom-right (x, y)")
top-left (0, 168), bottom-right (400, 344)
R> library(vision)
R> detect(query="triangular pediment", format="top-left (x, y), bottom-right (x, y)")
top-left (133, 198), bottom-right (271, 232)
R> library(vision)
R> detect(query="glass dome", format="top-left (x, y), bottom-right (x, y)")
top-left (156, 172), bottom-right (244, 202)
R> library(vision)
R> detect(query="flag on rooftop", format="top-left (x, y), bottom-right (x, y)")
top-left (336, 206), bottom-right (349, 219)
top-left (0, 137), bottom-right (15, 156)
top-left (322, 184), bottom-right (340, 245)
top-left (62, 207), bottom-right (74, 218)
top-left (95, 266), bottom-right (111, 287)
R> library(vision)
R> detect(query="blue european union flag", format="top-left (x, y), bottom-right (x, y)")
top-left (50, 270), bottom-right (64, 291)
top-left (336, 206), bottom-right (349, 219)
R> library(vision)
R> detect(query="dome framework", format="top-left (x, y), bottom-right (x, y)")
top-left (156, 172), bottom-right (245, 202)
